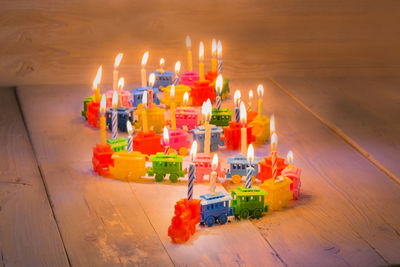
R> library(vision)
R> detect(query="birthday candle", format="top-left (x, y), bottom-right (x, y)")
top-left (111, 91), bottom-right (118, 139)
top-left (217, 40), bottom-right (222, 74)
top-left (271, 133), bottom-right (278, 180)
top-left (287, 150), bottom-right (294, 169)
top-left (186, 36), bottom-right (193, 72)
top-left (142, 91), bottom-right (149, 132)
top-left (92, 65), bottom-right (102, 103)
top-left (127, 121), bottom-right (133, 152)
top-left (270, 114), bottom-right (275, 137)
top-left (148, 73), bottom-right (155, 109)
top-left (240, 102), bottom-right (247, 155)
top-left (248, 90), bottom-right (253, 111)
top-left (99, 94), bottom-right (107, 145)
top-left (204, 100), bottom-right (212, 154)
top-left (117, 77), bottom-right (124, 107)
top-left (188, 141), bottom-right (197, 201)
top-left (211, 39), bottom-right (217, 72)
top-left (210, 154), bottom-right (218, 194)
top-left (170, 85), bottom-right (176, 130)
top-left (113, 53), bottom-right (123, 92)
top-left (141, 51), bottom-right (149, 88)
top-left (246, 144), bottom-right (254, 188)
top-left (163, 126), bottom-right (170, 154)
top-left (215, 74), bottom-right (223, 110)
top-left (183, 92), bottom-right (189, 107)
top-left (174, 61), bottom-right (181, 85)
top-left (257, 84), bottom-right (264, 116)
top-left (234, 90), bottom-right (241, 123)
top-left (199, 41), bottom-right (205, 81)
top-left (159, 58), bottom-right (165, 73)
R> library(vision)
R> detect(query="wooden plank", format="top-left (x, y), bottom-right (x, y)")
top-left (16, 85), bottom-right (173, 266)
top-left (0, 87), bottom-right (69, 267)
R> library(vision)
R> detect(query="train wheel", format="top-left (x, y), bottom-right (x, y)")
top-left (240, 209), bottom-right (249, 219)
top-left (253, 208), bottom-right (263, 219)
top-left (178, 147), bottom-right (188, 156)
top-left (232, 174), bottom-right (242, 184)
top-left (169, 174), bottom-right (178, 183)
top-left (155, 173), bottom-right (164, 182)
top-left (205, 216), bottom-right (215, 227)
top-left (218, 214), bottom-right (228, 225)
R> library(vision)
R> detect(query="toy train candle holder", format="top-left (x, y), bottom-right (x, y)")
top-left (210, 108), bottom-right (233, 126)
top-left (109, 151), bottom-right (147, 181)
top-left (175, 107), bottom-right (201, 131)
top-left (82, 96), bottom-right (94, 120)
top-left (258, 156), bottom-right (288, 183)
top-left (192, 125), bottom-right (224, 153)
top-left (86, 100), bottom-right (100, 128)
top-left (130, 87), bottom-right (161, 108)
top-left (134, 104), bottom-right (165, 133)
top-left (281, 167), bottom-right (302, 200)
top-left (190, 80), bottom-right (217, 106)
top-left (161, 85), bottom-right (191, 107)
top-left (107, 137), bottom-right (128, 152)
top-left (132, 131), bottom-right (163, 155)
top-left (225, 154), bottom-right (261, 184)
top-left (106, 107), bottom-right (134, 132)
top-left (168, 128), bottom-right (190, 156)
top-left (151, 70), bottom-right (173, 90)
top-left (147, 152), bottom-right (186, 182)
top-left (180, 71), bottom-right (199, 87)
top-left (199, 192), bottom-right (233, 227)
top-left (193, 154), bottom-right (224, 183)
top-left (92, 143), bottom-right (114, 176)
top-left (106, 90), bottom-right (133, 108)
top-left (223, 122), bottom-right (255, 150)
top-left (259, 176), bottom-right (293, 211)
top-left (230, 187), bottom-right (268, 219)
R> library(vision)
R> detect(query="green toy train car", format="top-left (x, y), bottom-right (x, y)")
top-left (147, 152), bottom-right (186, 182)
top-left (210, 108), bottom-right (233, 127)
top-left (230, 187), bottom-right (269, 219)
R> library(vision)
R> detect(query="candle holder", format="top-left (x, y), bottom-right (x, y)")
top-left (258, 177), bottom-right (293, 211)
top-left (210, 108), bottom-right (233, 126)
top-left (151, 69), bottom-right (173, 90)
top-left (175, 107), bottom-right (201, 131)
top-left (130, 87), bottom-right (161, 108)
top-left (230, 187), bottom-right (268, 219)
top-left (223, 122), bottom-right (255, 151)
top-left (190, 80), bottom-right (217, 106)
top-left (180, 71), bottom-right (199, 87)
top-left (162, 85), bottom-right (191, 107)
top-left (92, 143), bottom-right (114, 176)
top-left (87, 100), bottom-right (100, 128)
top-left (107, 137), bottom-right (128, 152)
top-left (205, 70), bottom-right (218, 83)
top-left (105, 107), bottom-right (134, 132)
top-left (132, 131), bottom-right (163, 155)
top-left (82, 96), bottom-right (94, 120)
top-left (192, 125), bottom-right (224, 153)
top-left (168, 198), bottom-right (201, 243)
top-left (225, 154), bottom-right (261, 184)
top-left (109, 151), bottom-right (147, 181)
top-left (248, 115), bottom-right (270, 145)
top-left (247, 111), bottom-right (258, 124)
top-left (134, 104), bottom-right (165, 133)
top-left (168, 128), bottom-right (190, 156)
top-left (281, 167), bottom-right (302, 200)
top-left (148, 152), bottom-right (186, 182)
top-left (193, 153), bottom-right (224, 183)
top-left (105, 90), bottom-right (133, 108)
top-left (199, 192), bottom-right (233, 227)
top-left (258, 156), bottom-right (288, 183)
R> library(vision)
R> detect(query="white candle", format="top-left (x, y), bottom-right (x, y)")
top-left (211, 38), bottom-right (217, 72)
top-left (246, 144), bottom-right (254, 188)
top-left (174, 61), bottom-right (181, 85)
top-left (248, 90), bottom-right (253, 111)
top-left (215, 74), bottom-right (223, 110)
top-left (210, 153), bottom-right (218, 194)
top-left (240, 102), bottom-right (247, 155)
top-left (113, 53), bottom-right (123, 92)
top-left (127, 121), bottom-right (133, 152)
top-left (204, 100), bottom-right (212, 154)
top-left (141, 51), bottom-right (149, 88)
top-left (188, 141), bottom-right (197, 200)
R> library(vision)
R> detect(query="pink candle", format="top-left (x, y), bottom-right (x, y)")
top-left (271, 133), bottom-right (278, 180)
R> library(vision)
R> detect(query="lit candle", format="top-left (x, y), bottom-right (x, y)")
top-left (117, 77), bottom-right (124, 107)
top-left (287, 150), bottom-right (294, 168)
top-left (99, 94), bottom-right (107, 145)
top-left (211, 38), bottom-right (217, 72)
top-left (199, 41), bottom-right (205, 81)
top-left (142, 91), bottom-right (149, 132)
top-left (204, 100), bottom-right (212, 154)
top-left (92, 65), bottom-right (102, 103)
top-left (111, 91), bottom-right (118, 139)
top-left (246, 144), bottom-right (254, 188)
top-left (141, 51), bottom-right (149, 88)
top-left (240, 102), bottom-right (247, 155)
top-left (257, 84), bottom-right (264, 116)
top-left (271, 132), bottom-right (278, 180)
top-left (186, 36), bottom-right (193, 72)
top-left (215, 74), bottom-right (223, 110)
top-left (148, 73), bottom-right (155, 109)
top-left (248, 90), bottom-right (253, 111)
top-left (159, 58), bottom-right (165, 73)
top-left (127, 121), bottom-right (133, 152)
top-left (210, 153), bottom-right (218, 194)
top-left (234, 90), bottom-right (241, 123)
top-left (270, 114), bottom-right (275, 137)
top-left (113, 53), bottom-right (123, 92)
top-left (170, 85), bottom-right (176, 130)
top-left (174, 61), bottom-right (181, 85)
top-left (163, 126), bottom-right (170, 154)
top-left (217, 40), bottom-right (222, 74)
top-left (188, 141), bottom-right (197, 200)
top-left (183, 92), bottom-right (189, 107)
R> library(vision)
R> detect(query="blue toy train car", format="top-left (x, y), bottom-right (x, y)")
top-left (225, 154), bottom-right (261, 184)
top-left (130, 87), bottom-right (161, 108)
top-left (200, 192), bottom-right (233, 227)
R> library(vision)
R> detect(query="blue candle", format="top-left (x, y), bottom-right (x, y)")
top-left (188, 141), bottom-right (197, 200)
top-left (216, 74), bottom-right (223, 110)
top-left (111, 91), bottom-right (118, 139)
top-left (234, 90), bottom-right (241, 123)
top-left (127, 121), bottom-right (133, 152)
top-left (246, 144), bottom-right (255, 188)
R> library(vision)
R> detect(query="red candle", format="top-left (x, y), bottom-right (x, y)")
top-left (271, 133), bottom-right (278, 180)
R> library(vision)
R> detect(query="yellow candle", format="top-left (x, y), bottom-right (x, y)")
top-left (186, 36), bottom-right (193, 71)
top-left (113, 53), bottom-right (123, 92)
top-left (142, 91), bottom-right (149, 132)
top-left (99, 95), bottom-right (107, 145)
top-left (257, 84), bottom-right (264, 116)
top-left (92, 65), bottom-right (102, 103)
top-left (248, 90), bottom-right (253, 111)
top-left (170, 85), bottom-right (176, 130)
top-left (141, 51), bottom-right (149, 88)
top-left (240, 102), bottom-right (247, 155)
top-left (199, 41), bottom-right (205, 81)
top-left (211, 38), bottom-right (217, 72)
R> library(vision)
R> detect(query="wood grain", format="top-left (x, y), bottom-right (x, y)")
top-left (0, 87), bottom-right (69, 266)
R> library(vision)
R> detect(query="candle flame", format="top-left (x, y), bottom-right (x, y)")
top-left (142, 91), bottom-right (148, 107)
top-left (201, 102), bottom-right (206, 121)
top-left (160, 58), bottom-right (165, 68)
top-left (287, 150), bottom-right (293, 164)
top-left (114, 53), bottom-right (123, 68)
top-left (127, 121), bottom-right (133, 135)
top-left (170, 85), bottom-right (175, 97)
top-left (149, 73), bottom-right (155, 87)
top-left (240, 101), bottom-right (247, 125)
top-left (186, 35), bottom-right (192, 49)
top-left (183, 92), bottom-right (189, 105)
top-left (212, 38), bottom-right (217, 57)
top-left (249, 90), bottom-right (253, 99)
top-left (203, 99), bottom-right (211, 122)
top-left (234, 90), bottom-right (241, 105)
top-left (92, 65), bottom-right (102, 89)
top-left (247, 144), bottom-right (254, 164)
top-left (212, 153), bottom-right (218, 171)
top-left (199, 41), bottom-right (204, 61)
top-left (190, 141), bottom-right (197, 161)
top-left (257, 84), bottom-right (264, 97)
top-left (118, 77), bottom-right (125, 90)
top-left (174, 61), bottom-right (181, 74)
top-left (217, 40), bottom-right (222, 57)
top-left (216, 74), bottom-right (223, 94)
top-left (271, 132), bottom-right (278, 148)
top-left (100, 94), bottom-right (106, 113)
top-left (163, 126), bottom-right (169, 145)
top-left (270, 114), bottom-right (275, 133)
top-left (112, 91), bottom-right (118, 109)
top-left (141, 51), bottom-right (149, 66)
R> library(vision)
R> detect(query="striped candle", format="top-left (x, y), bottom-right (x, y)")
top-left (215, 75), bottom-right (223, 110)
top-left (271, 133), bottom-right (278, 180)
top-left (127, 121), bottom-right (133, 152)
top-left (246, 166), bottom-right (254, 189)
top-left (188, 163), bottom-right (195, 200)
top-left (216, 96), bottom-right (221, 110)
top-left (235, 107), bottom-right (240, 123)
top-left (174, 61), bottom-right (181, 86)
top-left (234, 90), bottom-right (241, 123)
top-left (217, 40), bottom-right (222, 74)
top-left (173, 74), bottom-right (179, 86)
top-left (127, 136), bottom-right (133, 152)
